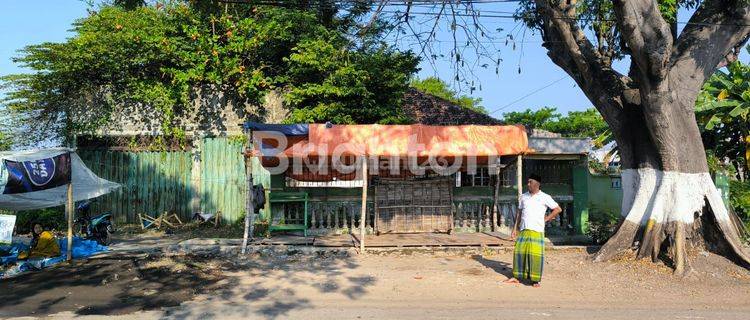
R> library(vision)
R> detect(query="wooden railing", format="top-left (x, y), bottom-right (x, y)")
top-left (269, 200), bottom-right (573, 235)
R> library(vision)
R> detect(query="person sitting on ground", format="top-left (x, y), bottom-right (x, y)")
top-left (18, 223), bottom-right (60, 260)
top-left (503, 173), bottom-right (562, 288)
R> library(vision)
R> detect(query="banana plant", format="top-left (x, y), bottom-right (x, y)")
top-left (695, 59), bottom-right (750, 179)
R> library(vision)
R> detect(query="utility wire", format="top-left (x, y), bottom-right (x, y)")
top-left (488, 76), bottom-right (567, 116)
top-left (214, 1), bottom-right (750, 27)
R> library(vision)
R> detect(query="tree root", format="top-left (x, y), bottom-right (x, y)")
top-left (593, 169), bottom-right (750, 271)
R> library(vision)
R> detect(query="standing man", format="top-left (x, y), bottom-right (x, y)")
top-left (503, 173), bottom-right (562, 287)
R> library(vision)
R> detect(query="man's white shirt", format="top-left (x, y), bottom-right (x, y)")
top-left (519, 190), bottom-right (559, 233)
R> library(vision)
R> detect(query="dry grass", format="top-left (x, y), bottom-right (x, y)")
top-left (143, 256), bottom-right (189, 273)
top-left (116, 222), bottom-right (245, 240)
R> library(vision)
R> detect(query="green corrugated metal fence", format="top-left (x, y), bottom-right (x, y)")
top-left (79, 137), bottom-right (269, 224)
top-left (78, 151), bottom-right (194, 224)
top-left (200, 137), bottom-right (247, 222)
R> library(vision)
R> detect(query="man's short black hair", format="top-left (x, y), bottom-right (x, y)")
top-left (529, 173), bottom-right (542, 183)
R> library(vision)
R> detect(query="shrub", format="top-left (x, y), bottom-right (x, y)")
top-left (14, 207), bottom-right (66, 234)
top-left (587, 206), bottom-right (620, 244)
top-left (730, 180), bottom-right (750, 221)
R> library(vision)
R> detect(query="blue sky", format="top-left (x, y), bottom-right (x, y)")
top-left (1, 1), bottom-right (746, 120)
top-left (0, 1), bottom-right (90, 78)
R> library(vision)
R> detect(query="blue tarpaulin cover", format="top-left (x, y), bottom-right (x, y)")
top-left (0, 237), bottom-right (107, 279)
top-left (244, 122), bottom-right (309, 136)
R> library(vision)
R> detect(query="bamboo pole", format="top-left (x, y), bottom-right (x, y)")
top-left (241, 129), bottom-right (255, 255)
top-left (66, 182), bottom-right (74, 262)
top-left (359, 157), bottom-right (368, 253)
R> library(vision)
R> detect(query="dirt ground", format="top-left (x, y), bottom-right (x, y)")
top-left (0, 253), bottom-right (229, 318)
top-left (2, 246), bottom-right (750, 320)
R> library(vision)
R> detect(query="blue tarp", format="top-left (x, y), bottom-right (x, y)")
top-left (0, 237), bottom-right (107, 279)
top-left (243, 122), bottom-right (309, 136)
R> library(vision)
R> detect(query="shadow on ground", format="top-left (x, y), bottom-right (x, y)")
top-left (164, 250), bottom-right (371, 320)
top-left (471, 254), bottom-right (514, 279)
top-left (0, 249), bottom-right (371, 320)
top-left (0, 254), bottom-right (228, 318)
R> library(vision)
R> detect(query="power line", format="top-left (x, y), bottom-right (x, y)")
top-left (379, 9), bottom-right (750, 27)
top-left (217, 0), bottom-right (521, 4)
top-left (215, 0), bottom-right (522, 6)
top-left (207, 1), bottom-right (750, 27)
top-left (488, 76), bottom-right (567, 115)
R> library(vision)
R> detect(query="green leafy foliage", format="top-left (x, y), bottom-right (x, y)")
top-left (696, 59), bottom-right (750, 180)
top-left (0, 131), bottom-right (12, 150)
top-left (501, 107), bottom-right (610, 143)
top-left (501, 107), bottom-right (560, 129)
top-left (14, 207), bottom-right (66, 234)
top-left (546, 108), bottom-right (610, 145)
top-left (409, 77), bottom-right (487, 114)
top-left (1, 2), bottom-right (419, 146)
top-left (730, 180), bottom-right (750, 222)
top-left (285, 40), bottom-right (419, 124)
top-left (586, 206), bottom-right (620, 244)
top-left (706, 151), bottom-right (739, 178)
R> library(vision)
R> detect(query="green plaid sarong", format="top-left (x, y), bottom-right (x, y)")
top-left (512, 229), bottom-right (545, 282)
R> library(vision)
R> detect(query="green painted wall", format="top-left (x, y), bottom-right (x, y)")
top-left (586, 171), bottom-right (731, 219)
top-left (715, 172), bottom-right (731, 208)
top-left (588, 172), bottom-right (623, 216)
top-left (572, 166), bottom-right (589, 234)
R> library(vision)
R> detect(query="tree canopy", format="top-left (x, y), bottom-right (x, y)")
top-left (501, 107), bottom-right (610, 145)
top-left (0, 2), bottom-right (420, 146)
top-left (501, 107), bottom-right (560, 131)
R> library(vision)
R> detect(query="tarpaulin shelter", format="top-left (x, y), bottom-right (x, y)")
top-left (0, 148), bottom-right (120, 260)
top-left (242, 123), bottom-right (529, 252)
top-left (249, 123), bottom-right (528, 161)
top-left (0, 148), bottom-right (120, 210)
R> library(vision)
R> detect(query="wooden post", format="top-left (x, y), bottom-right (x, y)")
top-left (241, 129), bottom-right (255, 255)
top-left (492, 162), bottom-right (501, 231)
top-left (359, 156), bottom-right (368, 253)
top-left (66, 182), bottom-right (74, 262)
top-left (190, 135), bottom-right (202, 215)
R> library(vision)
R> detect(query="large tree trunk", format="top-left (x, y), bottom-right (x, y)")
top-left (531, 0), bottom-right (750, 273)
top-left (593, 95), bottom-right (750, 274)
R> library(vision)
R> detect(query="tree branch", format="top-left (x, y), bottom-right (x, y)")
top-left (670, 1), bottom-right (750, 107)
top-left (360, 0), bottom-right (386, 37)
top-left (612, 0), bottom-right (673, 83)
top-left (534, 0), bottom-right (626, 131)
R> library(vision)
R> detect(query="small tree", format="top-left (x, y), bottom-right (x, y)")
top-left (501, 107), bottom-right (560, 130)
top-left (502, 107), bottom-right (611, 145)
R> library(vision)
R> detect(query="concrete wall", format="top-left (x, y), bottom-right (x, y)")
top-left (588, 172), bottom-right (623, 215)
top-left (101, 85), bottom-right (263, 137)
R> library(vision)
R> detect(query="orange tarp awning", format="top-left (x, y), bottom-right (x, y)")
top-left (253, 124), bottom-right (528, 158)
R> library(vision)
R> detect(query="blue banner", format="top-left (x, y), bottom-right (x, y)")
top-left (3, 153), bottom-right (72, 194)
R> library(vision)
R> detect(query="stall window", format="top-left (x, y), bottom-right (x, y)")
top-left (458, 167), bottom-right (493, 187)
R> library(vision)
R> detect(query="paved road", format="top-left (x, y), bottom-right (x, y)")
top-left (28, 303), bottom-right (749, 320)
